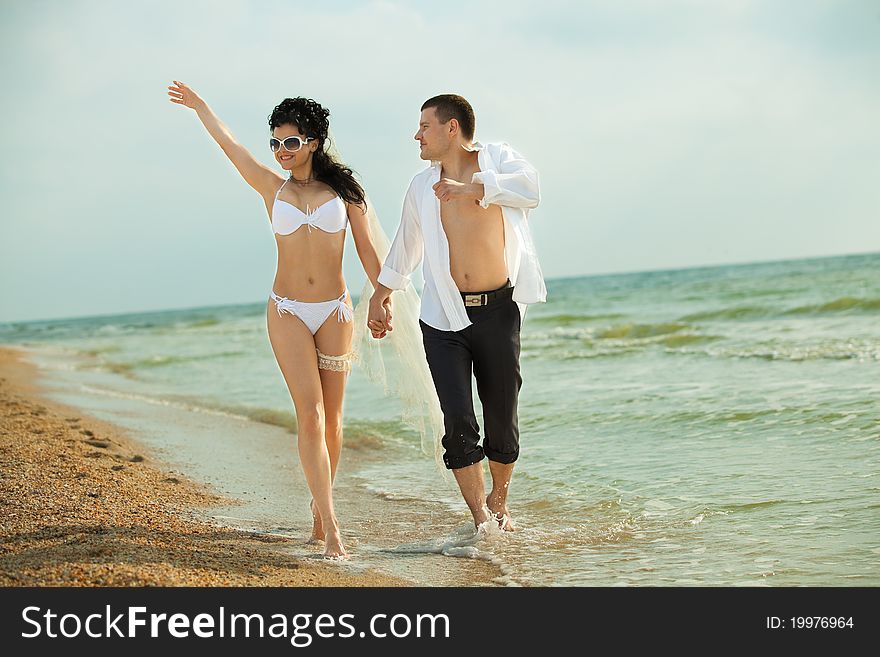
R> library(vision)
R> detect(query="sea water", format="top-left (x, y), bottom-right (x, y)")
top-left (3, 252), bottom-right (878, 585)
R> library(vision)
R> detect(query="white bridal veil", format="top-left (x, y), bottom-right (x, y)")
top-left (325, 133), bottom-right (445, 472)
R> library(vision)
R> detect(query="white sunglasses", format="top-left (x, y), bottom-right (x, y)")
top-left (269, 135), bottom-right (313, 153)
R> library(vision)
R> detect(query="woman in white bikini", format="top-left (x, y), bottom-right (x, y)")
top-left (168, 81), bottom-right (390, 558)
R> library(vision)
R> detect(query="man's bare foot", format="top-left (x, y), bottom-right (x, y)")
top-left (308, 499), bottom-right (325, 543)
top-left (486, 496), bottom-right (516, 532)
top-left (471, 503), bottom-right (494, 530)
top-left (323, 528), bottom-right (347, 559)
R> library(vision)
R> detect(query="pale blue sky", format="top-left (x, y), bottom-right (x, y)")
top-left (1, 0), bottom-right (878, 322)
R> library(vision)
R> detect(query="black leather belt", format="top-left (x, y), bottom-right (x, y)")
top-left (461, 282), bottom-right (511, 307)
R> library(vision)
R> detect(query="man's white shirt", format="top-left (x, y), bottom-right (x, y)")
top-left (378, 141), bottom-right (547, 331)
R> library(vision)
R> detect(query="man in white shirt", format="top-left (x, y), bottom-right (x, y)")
top-left (368, 94), bottom-right (545, 531)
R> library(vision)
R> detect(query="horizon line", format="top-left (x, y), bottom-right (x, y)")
top-left (2, 248), bottom-right (877, 326)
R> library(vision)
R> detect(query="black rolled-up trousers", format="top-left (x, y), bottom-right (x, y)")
top-left (419, 283), bottom-right (523, 470)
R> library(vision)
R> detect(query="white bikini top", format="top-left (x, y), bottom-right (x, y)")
top-left (272, 179), bottom-right (348, 235)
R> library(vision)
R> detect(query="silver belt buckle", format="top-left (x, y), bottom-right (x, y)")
top-left (464, 293), bottom-right (488, 307)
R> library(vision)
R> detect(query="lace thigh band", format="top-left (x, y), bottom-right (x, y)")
top-left (317, 349), bottom-right (353, 373)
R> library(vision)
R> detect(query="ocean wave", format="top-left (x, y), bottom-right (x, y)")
top-left (783, 296), bottom-right (880, 316)
top-left (675, 296), bottom-right (880, 324)
top-left (382, 520), bottom-right (515, 582)
top-left (76, 385), bottom-right (272, 424)
top-left (523, 325), bottom-right (721, 359)
top-left (525, 331), bottom-right (878, 362)
top-left (341, 419), bottom-right (417, 450)
top-left (679, 341), bottom-right (880, 363)
top-left (680, 306), bottom-right (772, 322)
top-left (182, 318), bottom-right (221, 328)
top-left (92, 350), bottom-right (246, 375)
top-left (70, 384), bottom-right (300, 432)
top-left (81, 386), bottom-right (420, 443)
top-left (234, 405), bottom-right (298, 432)
top-left (714, 499), bottom-right (791, 512)
top-left (162, 400), bottom-right (411, 441)
top-left (660, 334), bottom-right (723, 348)
top-left (596, 322), bottom-right (690, 339)
top-left (530, 312), bottom-right (626, 325)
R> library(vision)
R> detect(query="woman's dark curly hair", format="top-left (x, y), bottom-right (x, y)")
top-left (268, 97), bottom-right (366, 209)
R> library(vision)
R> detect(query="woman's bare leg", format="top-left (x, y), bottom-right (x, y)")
top-left (267, 304), bottom-right (346, 558)
top-left (310, 302), bottom-right (354, 550)
top-left (309, 363), bottom-right (347, 542)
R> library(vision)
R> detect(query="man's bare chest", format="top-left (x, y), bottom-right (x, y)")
top-left (440, 199), bottom-right (503, 239)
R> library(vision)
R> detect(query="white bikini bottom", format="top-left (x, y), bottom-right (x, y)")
top-left (270, 289), bottom-right (354, 372)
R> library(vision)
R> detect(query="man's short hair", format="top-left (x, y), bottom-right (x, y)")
top-left (421, 94), bottom-right (476, 141)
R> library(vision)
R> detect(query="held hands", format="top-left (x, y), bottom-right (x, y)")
top-left (432, 179), bottom-right (482, 204)
top-left (167, 80), bottom-right (204, 111)
top-left (367, 294), bottom-right (393, 339)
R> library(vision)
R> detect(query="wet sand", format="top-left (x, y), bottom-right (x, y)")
top-left (0, 346), bottom-right (407, 586)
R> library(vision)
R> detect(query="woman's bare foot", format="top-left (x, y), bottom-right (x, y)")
top-left (486, 496), bottom-right (516, 532)
top-left (323, 527), bottom-right (347, 559)
top-left (308, 499), bottom-right (325, 543)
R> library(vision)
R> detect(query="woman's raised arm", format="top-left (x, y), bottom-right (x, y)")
top-left (168, 80), bottom-right (281, 198)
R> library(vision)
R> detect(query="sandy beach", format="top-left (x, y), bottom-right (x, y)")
top-left (0, 346), bottom-right (406, 587)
